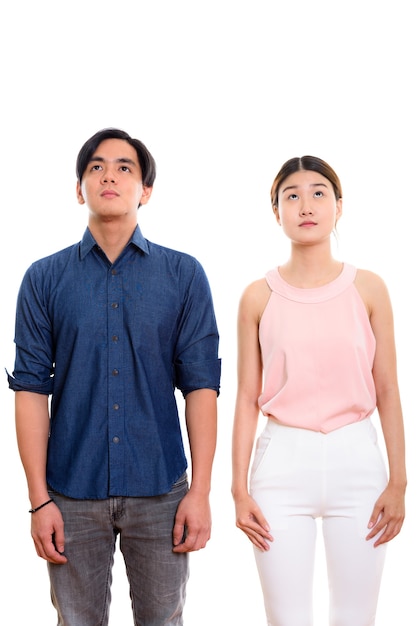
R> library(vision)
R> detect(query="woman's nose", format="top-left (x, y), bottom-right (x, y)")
top-left (300, 204), bottom-right (313, 215)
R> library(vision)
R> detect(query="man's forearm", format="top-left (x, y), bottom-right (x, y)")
top-left (184, 388), bottom-right (217, 493)
top-left (15, 391), bottom-right (51, 507)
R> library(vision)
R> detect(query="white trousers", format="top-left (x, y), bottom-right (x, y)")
top-left (250, 418), bottom-right (388, 626)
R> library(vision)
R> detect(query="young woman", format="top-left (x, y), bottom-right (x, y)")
top-left (231, 156), bottom-right (406, 626)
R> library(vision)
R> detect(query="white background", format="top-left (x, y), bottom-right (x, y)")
top-left (1, 1), bottom-right (416, 624)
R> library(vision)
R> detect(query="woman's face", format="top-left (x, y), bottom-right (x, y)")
top-left (275, 169), bottom-right (342, 245)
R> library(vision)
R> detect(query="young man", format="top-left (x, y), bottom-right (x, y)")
top-left (8, 128), bottom-right (221, 625)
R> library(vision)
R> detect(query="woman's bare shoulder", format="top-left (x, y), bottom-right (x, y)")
top-left (355, 268), bottom-right (389, 293)
top-left (354, 268), bottom-right (391, 314)
top-left (239, 277), bottom-right (272, 322)
top-left (241, 277), bottom-right (271, 301)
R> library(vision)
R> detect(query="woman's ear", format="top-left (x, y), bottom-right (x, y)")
top-left (335, 198), bottom-right (343, 223)
top-left (273, 204), bottom-right (281, 225)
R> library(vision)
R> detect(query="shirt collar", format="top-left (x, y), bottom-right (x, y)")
top-left (80, 225), bottom-right (150, 260)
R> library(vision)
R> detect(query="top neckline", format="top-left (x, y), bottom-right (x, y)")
top-left (266, 263), bottom-right (357, 303)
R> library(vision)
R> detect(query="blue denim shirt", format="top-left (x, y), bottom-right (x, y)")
top-left (8, 226), bottom-right (221, 499)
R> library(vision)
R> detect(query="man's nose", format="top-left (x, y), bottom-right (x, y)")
top-left (101, 168), bottom-right (116, 184)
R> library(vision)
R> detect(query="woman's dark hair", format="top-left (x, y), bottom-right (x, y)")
top-left (270, 156), bottom-right (342, 210)
top-left (76, 128), bottom-right (156, 187)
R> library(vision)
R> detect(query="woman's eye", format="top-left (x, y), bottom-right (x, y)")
top-left (313, 191), bottom-right (323, 198)
top-left (289, 193), bottom-right (298, 200)
top-left (91, 165), bottom-right (102, 171)
top-left (120, 165), bottom-right (130, 172)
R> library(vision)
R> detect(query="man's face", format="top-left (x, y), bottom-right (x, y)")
top-left (76, 138), bottom-right (152, 222)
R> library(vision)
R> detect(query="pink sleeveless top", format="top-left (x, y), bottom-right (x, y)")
top-left (258, 264), bottom-right (376, 433)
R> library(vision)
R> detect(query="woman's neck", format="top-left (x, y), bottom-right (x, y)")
top-left (279, 245), bottom-right (342, 288)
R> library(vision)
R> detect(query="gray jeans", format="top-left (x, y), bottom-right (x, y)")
top-left (47, 474), bottom-right (189, 626)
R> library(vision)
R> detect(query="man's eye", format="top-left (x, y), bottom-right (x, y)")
top-left (120, 166), bottom-right (130, 172)
top-left (91, 165), bottom-right (102, 171)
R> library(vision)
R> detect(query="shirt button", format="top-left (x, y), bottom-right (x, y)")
top-left (111, 302), bottom-right (119, 309)
top-left (112, 369), bottom-right (119, 376)
top-left (113, 403), bottom-right (120, 410)
top-left (111, 269), bottom-right (117, 276)
top-left (112, 335), bottom-right (119, 342)
top-left (112, 436), bottom-right (120, 444)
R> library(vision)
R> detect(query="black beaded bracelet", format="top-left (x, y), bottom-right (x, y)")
top-left (29, 498), bottom-right (54, 514)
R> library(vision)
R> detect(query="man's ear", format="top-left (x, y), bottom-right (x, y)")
top-left (139, 186), bottom-right (153, 206)
top-left (76, 181), bottom-right (85, 205)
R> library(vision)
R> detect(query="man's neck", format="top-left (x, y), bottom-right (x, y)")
top-left (88, 218), bottom-right (137, 263)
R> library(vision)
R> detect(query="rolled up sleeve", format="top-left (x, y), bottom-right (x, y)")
top-left (173, 261), bottom-right (221, 397)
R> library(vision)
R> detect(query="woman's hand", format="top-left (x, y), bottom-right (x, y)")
top-left (235, 493), bottom-right (274, 551)
top-left (366, 483), bottom-right (405, 547)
